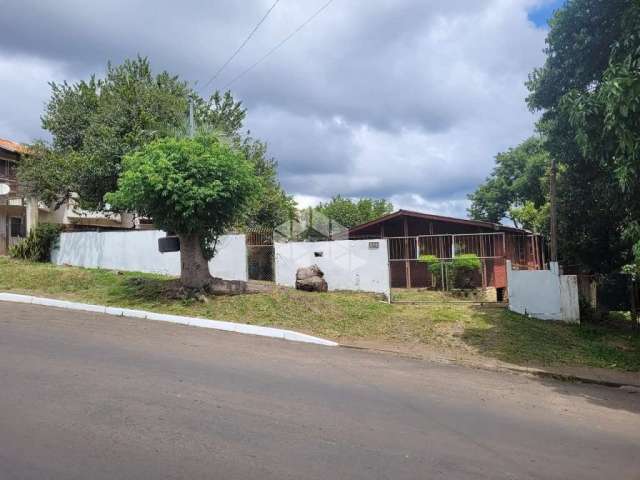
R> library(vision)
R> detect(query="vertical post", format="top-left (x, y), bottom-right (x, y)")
top-left (189, 98), bottom-right (195, 138)
top-left (550, 156), bottom-right (558, 262)
top-left (25, 196), bottom-right (39, 235)
top-left (631, 278), bottom-right (638, 329)
top-left (386, 238), bottom-right (392, 304)
top-left (480, 236), bottom-right (487, 289)
top-left (403, 216), bottom-right (411, 288)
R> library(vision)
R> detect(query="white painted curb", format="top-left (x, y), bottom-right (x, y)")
top-left (0, 293), bottom-right (338, 347)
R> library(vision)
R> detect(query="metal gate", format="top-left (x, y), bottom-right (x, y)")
top-left (246, 230), bottom-right (275, 282)
top-left (387, 232), bottom-right (509, 291)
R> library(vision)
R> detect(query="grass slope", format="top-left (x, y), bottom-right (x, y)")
top-left (1, 258), bottom-right (638, 371)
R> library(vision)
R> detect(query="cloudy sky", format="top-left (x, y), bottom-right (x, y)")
top-left (0, 0), bottom-right (564, 217)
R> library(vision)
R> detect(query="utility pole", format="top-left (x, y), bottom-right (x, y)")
top-left (188, 97), bottom-right (195, 138)
top-left (549, 156), bottom-right (558, 263)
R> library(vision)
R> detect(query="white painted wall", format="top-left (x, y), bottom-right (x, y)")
top-left (275, 239), bottom-right (390, 297)
top-left (52, 230), bottom-right (247, 281)
top-left (507, 261), bottom-right (580, 323)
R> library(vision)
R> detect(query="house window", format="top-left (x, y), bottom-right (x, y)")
top-left (7, 161), bottom-right (16, 178)
top-left (0, 159), bottom-right (17, 180)
top-left (10, 217), bottom-right (24, 237)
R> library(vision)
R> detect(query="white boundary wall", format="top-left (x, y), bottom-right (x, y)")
top-left (52, 230), bottom-right (247, 281)
top-left (275, 239), bottom-right (390, 297)
top-left (507, 261), bottom-right (580, 323)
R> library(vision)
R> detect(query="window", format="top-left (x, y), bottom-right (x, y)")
top-left (7, 160), bottom-right (16, 178)
top-left (0, 159), bottom-right (17, 180)
top-left (10, 217), bottom-right (24, 237)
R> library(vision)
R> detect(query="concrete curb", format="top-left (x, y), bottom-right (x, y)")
top-left (0, 293), bottom-right (338, 347)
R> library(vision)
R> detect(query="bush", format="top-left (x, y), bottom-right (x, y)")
top-left (451, 254), bottom-right (482, 289)
top-left (418, 254), bottom-right (441, 274)
top-left (419, 254), bottom-right (447, 288)
top-left (9, 223), bottom-right (62, 262)
top-left (452, 253), bottom-right (481, 271)
top-left (419, 254), bottom-right (482, 290)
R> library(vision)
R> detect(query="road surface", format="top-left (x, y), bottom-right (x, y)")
top-left (0, 302), bottom-right (639, 479)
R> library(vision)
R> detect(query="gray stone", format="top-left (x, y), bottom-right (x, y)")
top-left (295, 265), bottom-right (328, 292)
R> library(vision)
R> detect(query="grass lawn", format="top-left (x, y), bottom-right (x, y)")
top-left (1, 257), bottom-right (639, 372)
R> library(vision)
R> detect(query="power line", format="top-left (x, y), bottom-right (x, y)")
top-left (201, 0), bottom-right (281, 91)
top-left (223, 0), bottom-right (335, 89)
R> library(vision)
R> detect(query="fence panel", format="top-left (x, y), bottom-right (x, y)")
top-left (388, 233), bottom-right (507, 291)
top-left (51, 230), bottom-right (248, 281)
top-left (275, 239), bottom-right (390, 296)
top-left (246, 230), bottom-right (275, 282)
top-left (417, 235), bottom-right (453, 259)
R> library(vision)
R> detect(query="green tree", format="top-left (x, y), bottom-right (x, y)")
top-left (525, 0), bottom-right (639, 272)
top-left (37, 57), bottom-right (191, 210)
top-left (194, 90), bottom-right (247, 135)
top-left (105, 135), bottom-right (261, 290)
top-left (315, 196), bottom-right (393, 229)
top-left (560, 2), bottom-right (640, 268)
top-left (468, 136), bottom-right (549, 232)
top-left (239, 136), bottom-right (296, 229)
top-left (19, 57), bottom-right (293, 229)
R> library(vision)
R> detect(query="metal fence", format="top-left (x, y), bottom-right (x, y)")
top-left (386, 233), bottom-right (509, 290)
top-left (246, 229), bottom-right (275, 282)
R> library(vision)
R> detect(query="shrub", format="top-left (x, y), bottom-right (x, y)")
top-left (451, 254), bottom-right (482, 289)
top-left (9, 223), bottom-right (62, 262)
top-left (419, 254), bottom-right (446, 288)
top-left (452, 253), bottom-right (481, 271)
top-left (418, 254), bottom-right (441, 274)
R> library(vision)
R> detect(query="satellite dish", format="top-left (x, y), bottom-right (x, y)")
top-left (0, 183), bottom-right (10, 195)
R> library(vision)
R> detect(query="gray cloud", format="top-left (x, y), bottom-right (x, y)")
top-left (246, 107), bottom-right (355, 175)
top-left (0, 0), bottom-right (549, 218)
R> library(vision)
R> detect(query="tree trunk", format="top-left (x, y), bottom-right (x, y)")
top-left (178, 233), bottom-right (212, 290)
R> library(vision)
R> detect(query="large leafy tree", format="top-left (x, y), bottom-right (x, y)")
top-left (468, 136), bottom-right (549, 232)
top-left (522, 0), bottom-right (638, 272)
top-left (315, 196), bottom-right (393, 229)
top-left (33, 57), bottom-right (191, 210)
top-left (105, 135), bottom-right (261, 290)
top-left (19, 57), bottom-right (293, 228)
top-left (240, 137), bottom-right (296, 228)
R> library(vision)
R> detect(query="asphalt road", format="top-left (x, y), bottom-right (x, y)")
top-left (0, 302), bottom-right (639, 480)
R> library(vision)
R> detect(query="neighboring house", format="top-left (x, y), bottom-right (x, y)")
top-left (0, 139), bottom-right (27, 255)
top-left (348, 209), bottom-right (544, 291)
top-left (0, 137), bottom-right (147, 255)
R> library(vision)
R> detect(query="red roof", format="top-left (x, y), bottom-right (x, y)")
top-left (348, 209), bottom-right (531, 235)
top-left (0, 138), bottom-right (27, 154)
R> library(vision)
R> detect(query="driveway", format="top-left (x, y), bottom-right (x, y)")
top-left (0, 302), bottom-right (638, 479)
